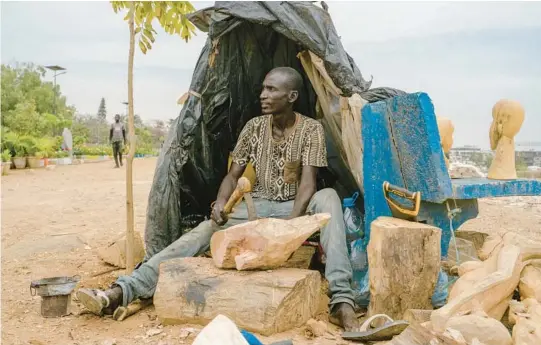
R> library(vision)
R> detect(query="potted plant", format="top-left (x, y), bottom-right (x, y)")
top-left (3, 132), bottom-right (27, 169)
top-left (2, 149), bottom-right (11, 175)
top-left (22, 136), bottom-right (41, 169)
top-left (37, 137), bottom-right (55, 167)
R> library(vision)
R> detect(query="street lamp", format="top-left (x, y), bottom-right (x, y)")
top-left (121, 101), bottom-right (129, 117)
top-left (45, 65), bottom-right (67, 115)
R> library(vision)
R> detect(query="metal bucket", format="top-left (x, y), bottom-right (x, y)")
top-left (30, 275), bottom-right (80, 318)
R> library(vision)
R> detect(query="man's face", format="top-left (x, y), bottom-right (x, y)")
top-left (115, 115), bottom-right (120, 122)
top-left (259, 73), bottom-right (298, 115)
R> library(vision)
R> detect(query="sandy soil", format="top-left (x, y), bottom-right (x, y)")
top-left (1, 158), bottom-right (540, 345)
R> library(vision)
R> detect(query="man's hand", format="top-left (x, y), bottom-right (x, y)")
top-left (289, 165), bottom-right (318, 219)
top-left (211, 200), bottom-right (228, 226)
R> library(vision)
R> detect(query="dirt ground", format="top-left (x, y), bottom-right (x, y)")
top-left (1, 158), bottom-right (540, 345)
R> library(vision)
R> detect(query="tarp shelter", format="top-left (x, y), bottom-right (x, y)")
top-left (144, 1), bottom-right (405, 259)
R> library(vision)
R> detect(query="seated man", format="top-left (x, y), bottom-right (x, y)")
top-left (78, 67), bottom-right (360, 331)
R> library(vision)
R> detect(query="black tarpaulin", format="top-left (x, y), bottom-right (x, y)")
top-left (143, 1), bottom-right (405, 259)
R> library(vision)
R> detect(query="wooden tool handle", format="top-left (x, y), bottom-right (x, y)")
top-left (223, 177), bottom-right (252, 215)
top-left (113, 299), bottom-right (152, 321)
top-left (382, 181), bottom-right (421, 217)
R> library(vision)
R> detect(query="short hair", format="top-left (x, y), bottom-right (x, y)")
top-left (267, 67), bottom-right (304, 92)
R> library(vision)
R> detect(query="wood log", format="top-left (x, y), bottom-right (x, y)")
top-left (153, 257), bottom-right (321, 336)
top-left (386, 323), bottom-right (466, 345)
top-left (431, 244), bottom-right (522, 332)
top-left (210, 213), bottom-right (329, 270)
top-left (479, 231), bottom-right (541, 261)
top-left (367, 217), bottom-right (441, 321)
top-left (403, 309), bottom-right (433, 324)
top-left (519, 261), bottom-right (541, 302)
top-left (512, 298), bottom-right (541, 345)
top-left (442, 311), bottom-right (512, 345)
top-left (282, 246), bottom-right (316, 269)
top-left (98, 232), bottom-right (145, 268)
top-left (455, 230), bottom-right (489, 254)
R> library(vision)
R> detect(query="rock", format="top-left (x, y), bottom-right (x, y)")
top-left (101, 339), bottom-right (116, 345)
top-left (179, 327), bottom-right (198, 339)
top-left (146, 328), bottom-right (163, 337)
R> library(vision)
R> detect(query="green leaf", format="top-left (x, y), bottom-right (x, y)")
top-left (138, 40), bottom-right (147, 54)
top-left (135, 27), bottom-right (141, 34)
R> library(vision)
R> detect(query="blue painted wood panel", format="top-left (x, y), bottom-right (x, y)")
top-left (361, 101), bottom-right (405, 241)
top-left (387, 93), bottom-right (453, 203)
top-left (451, 178), bottom-right (541, 199)
top-left (417, 199), bottom-right (479, 258)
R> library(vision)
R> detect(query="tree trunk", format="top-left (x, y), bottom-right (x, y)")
top-left (154, 257), bottom-right (321, 336)
top-left (125, 3), bottom-right (136, 274)
top-left (368, 217), bottom-right (441, 321)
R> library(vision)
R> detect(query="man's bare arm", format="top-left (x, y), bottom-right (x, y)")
top-left (211, 162), bottom-right (246, 225)
top-left (289, 165), bottom-right (317, 219)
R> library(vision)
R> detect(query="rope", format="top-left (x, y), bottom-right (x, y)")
top-left (442, 199), bottom-right (462, 289)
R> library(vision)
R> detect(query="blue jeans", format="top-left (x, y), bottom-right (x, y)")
top-left (116, 188), bottom-right (355, 311)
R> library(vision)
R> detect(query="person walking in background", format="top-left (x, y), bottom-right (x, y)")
top-left (110, 114), bottom-right (126, 168)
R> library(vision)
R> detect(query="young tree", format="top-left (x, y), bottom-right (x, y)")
top-left (110, 1), bottom-right (196, 274)
top-left (97, 97), bottom-right (107, 122)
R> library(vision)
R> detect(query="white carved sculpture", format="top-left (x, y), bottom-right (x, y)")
top-left (487, 100), bottom-right (525, 180)
top-left (437, 117), bottom-right (455, 168)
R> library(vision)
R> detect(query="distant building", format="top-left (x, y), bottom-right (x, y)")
top-left (451, 143), bottom-right (541, 169)
top-left (450, 146), bottom-right (493, 168)
top-left (516, 141), bottom-right (541, 167)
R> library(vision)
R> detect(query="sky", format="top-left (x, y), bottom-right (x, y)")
top-left (1, 1), bottom-right (540, 149)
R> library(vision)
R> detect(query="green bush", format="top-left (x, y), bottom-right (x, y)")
top-left (2, 132), bottom-right (29, 157)
top-left (73, 144), bottom-right (113, 156)
top-left (1, 149), bottom-right (11, 162)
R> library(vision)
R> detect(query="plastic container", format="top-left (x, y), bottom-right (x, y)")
top-left (343, 191), bottom-right (369, 306)
top-left (343, 192), bottom-right (364, 245)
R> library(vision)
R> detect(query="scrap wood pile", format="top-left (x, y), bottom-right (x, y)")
top-left (382, 229), bottom-right (541, 345)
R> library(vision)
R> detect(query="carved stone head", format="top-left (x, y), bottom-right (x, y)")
top-left (437, 117), bottom-right (455, 154)
top-left (489, 100), bottom-right (525, 150)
